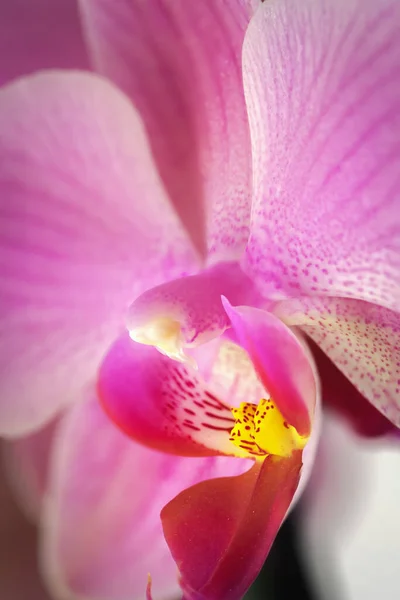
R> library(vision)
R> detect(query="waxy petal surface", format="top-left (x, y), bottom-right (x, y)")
top-left (243, 0), bottom-right (400, 309)
top-left (223, 301), bottom-right (315, 437)
top-left (0, 71), bottom-right (199, 436)
top-left (80, 0), bottom-right (253, 258)
top-left (98, 333), bottom-right (261, 459)
top-left (277, 297), bottom-right (400, 426)
top-left (162, 452), bottom-right (302, 600)
top-left (0, 0), bottom-right (89, 86)
top-left (43, 396), bottom-right (247, 600)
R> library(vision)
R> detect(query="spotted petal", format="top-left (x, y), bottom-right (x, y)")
top-left (79, 0), bottom-right (253, 258)
top-left (276, 297), bottom-right (400, 427)
top-left (310, 340), bottom-right (397, 437)
top-left (243, 0), bottom-right (400, 309)
top-left (0, 71), bottom-right (199, 436)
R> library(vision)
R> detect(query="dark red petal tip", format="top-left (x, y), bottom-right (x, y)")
top-left (161, 452), bottom-right (302, 600)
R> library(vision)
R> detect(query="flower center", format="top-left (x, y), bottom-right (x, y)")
top-left (126, 262), bottom-right (262, 370)
top-left (229, 399), bottom-right (309, 459)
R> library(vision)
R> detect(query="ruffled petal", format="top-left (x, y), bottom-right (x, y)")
top-left (243, 0), bottom-right (400, 309)
top-left (0, 0), bottom-right (89, 86)
top-left (0, 71), bottom-right (199, 436)
top-left (222, 301), bottom-right (315, 437)
top-left (42, 396), bottom-right (248, 600)
top-left (98, 332), bottom-right (262, 459)
top-left (276, 297), bottom-right (400, 427)
top-left (79, 0), bottom-right (253, 258)
top-left (162, 452), bottom-right (302, 600)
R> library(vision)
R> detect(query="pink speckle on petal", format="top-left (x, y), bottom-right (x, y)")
top-left (242, 0), bottom-right (400, 310)
top-left (276, 296), bottom-right (400, 426)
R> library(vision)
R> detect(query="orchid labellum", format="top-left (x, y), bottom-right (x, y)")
top-left (0, 0), bottom-right (399, 599)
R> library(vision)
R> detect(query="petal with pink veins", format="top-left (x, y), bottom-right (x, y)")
top-left (276, 297), bottom-right (400, 427)
top-left (222, 300), bottom-right (316, 437)
top-left (162, 452), bottom-right (302, 600)
top-left (0, 71), bottom-right (199, 437)
top-left (99, 300), bottom-right (319, 456)
top-left (98, 332), bottom-right (261, 459)
top-left (242, 0), bottom-right (400, 309)
top-left (0, 0), bottom-right (89, 86)
top-left (42, 396), bottom-right (249, 600)
top-left (79, 0), bottom-right (253, 258)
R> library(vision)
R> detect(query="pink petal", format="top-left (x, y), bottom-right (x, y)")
top-left (127, 261), bottom-right (262, 353)
top-left (0, 0), bottom-right (89, 86)
top-left (0, 71), bottom-right (199, 436)
top-left (276, 297), bottom-right (400, 427)
top-left (42, 396), bottom-right (248, 600)
top-left (310, 340), bottom-right (397, 438)
top-left (222, 300), bottom-right (316, 437)
top-left (242, 0), bottom-right (400, 310)
top-left (98, 332), bottom-right (262, 459)
top-left (162, 452), bottom-right (302, 600)
top-left (80, 0), bottom-right (253, 258)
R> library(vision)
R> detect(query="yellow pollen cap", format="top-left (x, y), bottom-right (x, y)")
top-left (229, 399), bottom-right (309, 459)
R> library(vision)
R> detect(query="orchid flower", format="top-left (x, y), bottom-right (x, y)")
top-left (0, 0), bottom-right (399, 599)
